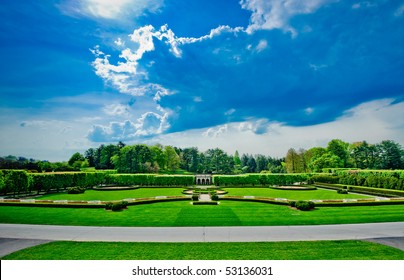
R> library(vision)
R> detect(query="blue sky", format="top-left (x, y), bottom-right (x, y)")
top-left (0, 0), bottom-right (403, 161)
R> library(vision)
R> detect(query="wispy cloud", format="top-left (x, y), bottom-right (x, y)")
top-left (394, 5), bottom-right (404, 17)
top-left (88, 110), bottom-right (169, 142)
top-left (352, 1), bottom-right (377, 10)
top-left (240, 0), bottom-right (338, 36)
top-left (59, 0), bottom-right (163, 20)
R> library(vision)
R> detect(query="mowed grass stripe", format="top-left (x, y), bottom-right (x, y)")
top-left (2, 240), bottom-right (403, 260)
top-left (174, 203), bottom-right (241, 226)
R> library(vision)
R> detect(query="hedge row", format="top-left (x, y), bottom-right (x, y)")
top-left (213, 174), bottom-right (311, 186)
top-left (1, 171), bottom-right (198, 196)
top-left (0, 170), bottom-right (111, 196)
top-left (314, 182), bottom-right (404, 197)
top-left (105, 174), bottom-right (194, 186)
top-left (311, 171), bottom-right (404, 190)
top-left (0, 170), bottom-right (31, 195)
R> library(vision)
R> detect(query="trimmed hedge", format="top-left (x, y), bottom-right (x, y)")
top-left (0, 170), bottom-right (115, 196)
top-left (30, 172), bottom-right (108, 193)
top-left (0, 170), bottom-right (31, 195)
top-left (312, 170), bottom-right (404, 191)
top-left (314, 183), bottom-right (404, 197)
top-left (104, 174), bottom-right (194, 186)
top-left (213, 174), bottom-right (311, 187)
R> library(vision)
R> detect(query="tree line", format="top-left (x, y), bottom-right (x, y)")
top-left (285, 139), bottom-right (404, 173)
top-left (2, 139), bottom-right (403, 174)
top-left (80, 143), bottom-right (285, 174)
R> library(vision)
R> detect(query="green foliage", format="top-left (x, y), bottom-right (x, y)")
top-left (105, 174), bottom-right (194, 186)
top-left (0, 170), bottom-right (31, 195)
top-left (4, 240), bottom-right (404, 260)
top-left (105, 202), bottom-right (113, 210)
top-left (213, 174), bottom-right (311, 186)
top-left (311, 174), bottom-right (340, 184)
top-left (105, 201), bottom-right (128, 211)
top-left (295, 200), bottom-right (315, 211)
top-left (30, 172), bottom-right (108, 193)
top-left (312, 170), bottom-right (404, 191)
top-left (337, 189), bottom-right (348, 194)
top-left (67, 186), bottom-right (86, 194)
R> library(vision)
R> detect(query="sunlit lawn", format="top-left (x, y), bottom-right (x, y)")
top-left (35, 187), bottom-right (370, 201)
top-left (1, 201), bottom-right (403, 227)
top-left (3, 240), bottom-right (403, 260)
top-left (223, 187), bottom-right (371, 200)
top-left (36, 188), bottom-right (185, 201)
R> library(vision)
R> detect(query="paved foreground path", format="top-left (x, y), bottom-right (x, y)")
top-left (1, 222), bottom-right (403, 242)
top-left (1, 222), bottom-right (403, 257)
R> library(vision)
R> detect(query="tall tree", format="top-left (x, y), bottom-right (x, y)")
top-left (255, 154), bottom-right (268, 173)
top-left (349, 141), bottom-right (377, 169)
top-left (308, 152), bottom-right (343, 172)
top-left (285, 148), bottom-right (300, 173)
top-left (375, 140), bottom-right (404, 169)
top-left (165, 146), bottom-right (180, 172)
top-left (181, 147), bottom-right (199, 172)
top-left (247, 155), bottom-right (257, 173)
top-left (150, 144), bottom-right (167, 171)
top-left (327, 139), bottom-right (350, 167)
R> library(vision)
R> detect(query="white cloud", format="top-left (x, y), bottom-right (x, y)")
top-left (114, 37), bottom-right (124, 47)
top-left (309, 63), bottom-right (328, 71)
top-left (240, 0), bottom-right (338, 36)
top-left (177, 25), bottom-right (244, 45)
top-left (352, 2), bottom-right (377, 9)
top-left (193, 96), bottom-right (203, 103)
top-left (88, 110), bottom-right (170, 142)
top-left (103, 104), bottom-right (130, 116)
top-left (304, 107), bottom-right (314, 115)
top-left (202, 125), bottom-right (228, 138)
top-left (225, 108), bottom-right (236, 116)
top-left (255, 39), bottom-right (268, 52)
top-left (152, 99), bottom-right (404, 157)
top-left (59, 0), bottom-right (163, 20)
top-left (394, 5), bottom-right (404, 17)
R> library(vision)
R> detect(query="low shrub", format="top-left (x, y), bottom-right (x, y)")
top-left (211, 194), bottom-right (219, 201)
top-left (67, 186), bottom-right (86, 194)
top-left (295, 200), bottom-right (315, 211)
top-left (337, 189), bottom-right (348, 194)
top-left (106, 201), bottom-right (129, 211)
top-left (111, 203), bottom-right (124, 211)
top-left (192, 194), bottom-right (199, 201)
top-left (289, 201), bottom-right (296, 207)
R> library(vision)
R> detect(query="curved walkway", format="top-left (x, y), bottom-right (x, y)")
top-left (1, 222), bottom-right (403, 257)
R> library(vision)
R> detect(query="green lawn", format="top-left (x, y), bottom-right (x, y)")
top-left (36, 188), bottom-right (185, 201)
top-left (1, 201), bottom-right (404, 226)
top-left (3, 240), bottom-right (403, 260)
top-left (35, 187), bottom-right (370, 202)
top-left (223, 187), bottom-right (371, 200)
